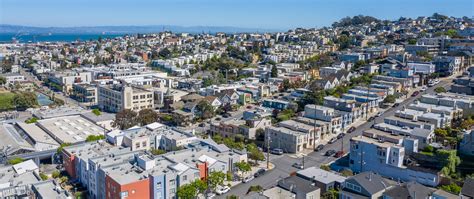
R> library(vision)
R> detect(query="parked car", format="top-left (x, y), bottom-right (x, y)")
top-left (254, 168), bottom-right (266, 178)
top-left (198, 123), bottom-right (206, 127)
top-left (328, 137), bottom-right (338, 144)
top-left (242, 175), bottom-right (254, 183)
top-left (368, 116), bottom-right (375, 122)
top-left (411, 91), bottom-right (420, 97)
top-left (325, 149), bottom-right (336, 156)
top-left (376, 112), bottom-right (383, 117)
top-left (270, 148), bottom-right (283, 155)
top-left (334, 151), bottom-right (345, 158)
top-left (292, 162), bottom-right (304, 169)
top-left (314, 144), bottom-right (324, 152)
top-left (216, 185), bottom-right (230, 195)
top-left (393, 103), bottom-right (400, 107)
top-left (206, 193), bottom-right (216, 199)
top-left (421, 86), bottom-right (427, 92)
top-left (337, 133), bottom-right (345, 139)
top-left (347, 127), bottom-right (356, 134)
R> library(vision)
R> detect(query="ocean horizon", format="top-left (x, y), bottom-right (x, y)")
top-left (0, 33), bottom-right (124, 43)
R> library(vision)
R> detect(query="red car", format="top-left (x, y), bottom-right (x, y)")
top-left (334, 151), bottom-right (345, 158)
top-left (411, 91), bottom-right (420, 97)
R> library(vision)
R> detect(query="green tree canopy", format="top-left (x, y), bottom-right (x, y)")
top-left (137, 109), bottom-right (159, 126)
top-left (383, 95), bottom-right (396, 104)
top-left (196, 100), bottom-right (215, 119)
top-left (434, 87), bottom-right (447, 93)
top-left (208, 171), bottom-right (226, 191)
top-left (113, 109), bottom-right (138, 130)
top-left (271, 65), bottom-right (278, 77)
top-left (13, 92), bottom-right (38, 110)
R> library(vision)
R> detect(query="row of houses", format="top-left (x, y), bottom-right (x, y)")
top-left (62, 126), bottom-right (247, 199)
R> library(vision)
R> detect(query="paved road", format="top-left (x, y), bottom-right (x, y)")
top-left (222, 79), bottom-right (453, 197)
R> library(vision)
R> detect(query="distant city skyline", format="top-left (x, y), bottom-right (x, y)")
top-left (1, 0), bottom-right (473, 29)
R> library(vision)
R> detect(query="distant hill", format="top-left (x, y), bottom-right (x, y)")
top-left (0, 24), bottom-right (283, 34)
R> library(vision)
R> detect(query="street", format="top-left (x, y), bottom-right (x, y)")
top-left (222, 78), bottom-right (453, 197)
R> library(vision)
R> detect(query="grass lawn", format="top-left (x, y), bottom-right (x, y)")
top-left (0, 92), bottom-right (16, 110)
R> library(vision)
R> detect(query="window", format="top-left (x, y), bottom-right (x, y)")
top-left (156, 182), bottom-right (162, 189)
top-left (142, 141), bottom-right (147, 147)
top-left (170, 179), bottom-right (175, 185)
top-left (120, 191), bottom-right (128, 198)
top-left (171, 188), bottom-right (176, 193)
top-left (135, 142), bottom-right (140, 148)
top-left (183, 175), bottom-right (187, 181)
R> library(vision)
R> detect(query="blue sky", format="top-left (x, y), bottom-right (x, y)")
top-left (1, 0), bottom-right (472, 29)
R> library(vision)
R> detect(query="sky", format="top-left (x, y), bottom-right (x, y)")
top-left (1, 0), bottom-right (473, 30)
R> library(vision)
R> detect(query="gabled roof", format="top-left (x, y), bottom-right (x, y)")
top-left (383, 181), bottom-right (434, 199)
top-left (345, 172), bottom-right (394, 196)
top-left (278, 176), bottom-right (319, 194)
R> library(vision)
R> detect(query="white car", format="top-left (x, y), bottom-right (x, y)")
top-left (242, 175), bottom-right (254, 183)
top-left (216, 185), bottom-right (230, 195)
top-left (421, 86), bottom-right (427, 92)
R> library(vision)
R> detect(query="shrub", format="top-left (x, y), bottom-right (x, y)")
top-left (92, 109), bottom-right (101, 116)
top-left (39, 173), bottom-right (49, 180)
top-left (52, 170), bottom-right (61, 179)
top-left (7, 157), bottom-right (24, 165)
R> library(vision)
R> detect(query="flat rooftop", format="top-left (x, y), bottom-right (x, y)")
top-left (32, 106), bottom-right (87, 119)
top-left (37, 115), bottom-right (105, 144)
top-left (0, 123), bottom-right (35, 155)
top-left (297, 167), bottom-right (346, 184)
top-left (351, 135), bottom-right (398, 148)
top-left (16, 122), bottom-right (59, 146)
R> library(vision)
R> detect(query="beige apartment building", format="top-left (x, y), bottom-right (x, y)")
top-left (98, 84), bottom-right (154, 112)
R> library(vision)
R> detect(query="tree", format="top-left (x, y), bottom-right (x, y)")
top-left (158, 48), bottom-right (172, 59)
top-left (408, 38), bottom-right (417, 45)
top-left (177, 183), bottom-right (197, 199)
top-left (196, 100), bottom-right (215, 119)
top-left (150, 149), bottom-right (166, 155)
top-left (0, 76), bottom-right (6, 85)
top-left (321, 188), bottom-right (339, 199)
top-left (137, 109), bottom-right (159, 125)
top-left (113, 109), bottom-right (138, 130)
top-left (13, 92), bottom-right (38, 110)
top-left (255, 128), bottom-right (265, 141)
top-left (92, 109), bottom-right (101, 116)
top-left (235, 161), bottom-right (251, 178)
top-left (434, 128), bottom-right (448, 138)
top-left (271, 65), bottom-right (278, 77)
top-left (247, 143), bottom-right (265, 164)
top-left (437, 150), bottom-right (461, 177)
top-left (192, 179), bottom-right (208, 195)
top-left (208, 171), bottom-right (226, 191)
top-left (383, 95), bottom-right (396, 104)
top-left (247, 185), bottom-right (263, 194)
top-left (434, 87), bottom-right (447, 93)
top-left (461, 118), bottom-right (474, 130)
top-left (440, 183), bottom-right (461, 194)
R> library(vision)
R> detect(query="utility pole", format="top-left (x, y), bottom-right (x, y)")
top-left (302, 155), bottom-right (305, 168)
top-left (266, 130), bottom-right (270, 169)
top-left (366, 84), bottom-right (371, 121)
